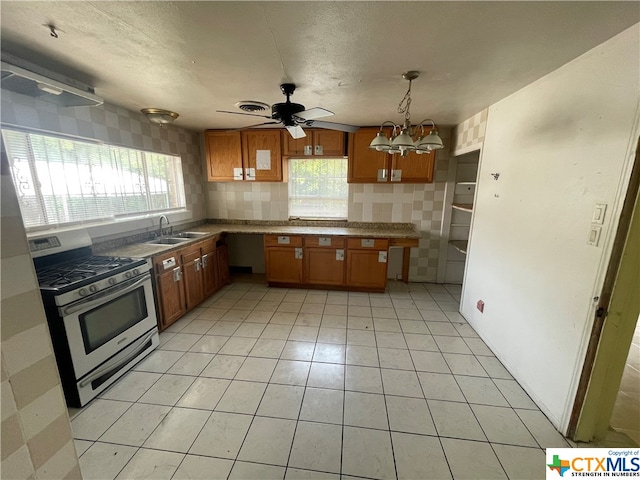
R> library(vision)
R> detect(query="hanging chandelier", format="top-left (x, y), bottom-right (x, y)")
top-left (368, 71), bottom-right (444, 157)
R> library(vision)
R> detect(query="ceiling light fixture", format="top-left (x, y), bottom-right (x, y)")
top-left (141, 108), bottom-right (179, 126)
top-left (369, 71), bottom-right (443, 157)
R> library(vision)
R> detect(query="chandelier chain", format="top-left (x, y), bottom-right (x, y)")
top-left (397, 79), bottom-right (413, 122)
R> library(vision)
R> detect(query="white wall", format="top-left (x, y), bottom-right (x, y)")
top-left (461, 24), bottom-right (640, 431)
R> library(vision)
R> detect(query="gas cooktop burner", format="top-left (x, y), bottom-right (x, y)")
top-left (36, 255), bottom-right (146, 291)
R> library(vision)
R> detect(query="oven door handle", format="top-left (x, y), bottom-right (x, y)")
top-left (78, 329), bottom-right (156, 388)
top-left (62, 273), bottom-right (151, 316)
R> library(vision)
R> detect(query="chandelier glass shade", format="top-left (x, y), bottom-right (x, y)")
top-left (369, 71), bottom-right (443, 157)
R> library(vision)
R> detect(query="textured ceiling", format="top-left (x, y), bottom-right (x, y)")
top-left (1, 2), bottom-right (638, 132)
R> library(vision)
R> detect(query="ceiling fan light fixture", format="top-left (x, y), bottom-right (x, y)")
top-left (141, 108), bottom-right (179, 125)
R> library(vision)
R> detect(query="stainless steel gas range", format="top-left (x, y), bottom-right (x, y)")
top-left (29, 230), bottom-right (159, 407)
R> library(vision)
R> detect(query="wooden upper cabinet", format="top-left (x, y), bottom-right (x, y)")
top-left (241, 130), bottom-right (282, 181)
top-left (282, 135), bottom-right (306, 156)
top-left (348, 127), bottom-right (389, 183)
top-left (282, 129), bottom-right (345, 157)
top-left (206, 130), bottom-right (243, 181)
top-left (390, 149), bottom-right (435, 183)
top-left (312, 130), bottom-right (345, 156)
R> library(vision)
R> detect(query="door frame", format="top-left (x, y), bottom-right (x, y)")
top-left (568, 137), bottom-right (640, 440)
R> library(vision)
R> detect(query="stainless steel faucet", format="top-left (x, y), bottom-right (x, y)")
top-left (158, 214), bottom-right (170, 237)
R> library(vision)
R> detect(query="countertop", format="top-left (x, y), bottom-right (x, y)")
top-left (100, 222), bottom-right (420, 260)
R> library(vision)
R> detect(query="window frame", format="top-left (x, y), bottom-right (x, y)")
top-left (287, 156), bottom-right (349, 220)
top-left (1, 127), bottom-right (187, 232)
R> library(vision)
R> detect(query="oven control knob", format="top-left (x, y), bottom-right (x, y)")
top-left (89, 285), bottom-right (97, 293)
top-left (125, 271), bottom-right (132, 279)
top-left (79, 288), bottom-right (88, 296)
top-left (109, 278), bottom-right (116, 285)
top-left (133, 269), bottom-right (140, 275)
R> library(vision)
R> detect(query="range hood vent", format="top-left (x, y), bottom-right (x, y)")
top-left (1, 55), bottom-right (103, 107)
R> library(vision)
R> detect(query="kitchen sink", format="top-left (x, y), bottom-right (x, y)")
top-left (172, 231), bottom-right (209, 238)
top-left (146, 237), bottom-right (191, 245)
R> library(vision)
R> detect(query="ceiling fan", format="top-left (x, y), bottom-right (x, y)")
top-left (216, 83), bottom-right (359, 139)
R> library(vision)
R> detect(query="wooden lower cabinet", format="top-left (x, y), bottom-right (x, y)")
top-left (181, 245), bottom-right (204, 310)
top-left (154, 264), bottom-right (186, 330)
top-left (264, 234), bottom-right (388, 291)
top-left (345, 250), bottom-right (388, 290)
top-left (304, 248), bottom-right (345, 285)
top-left (265, 247), bottom-right (303, 283)
top-left (201, 239), bottom-right (219, 297)
top-left (152, 235), bottom-right (227, 331)
top-left (345, 238), bottom-right (390, 291)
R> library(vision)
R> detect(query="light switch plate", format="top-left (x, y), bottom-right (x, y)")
top-left (378, 251), bottom-right (388, 263)
top-left (391, 169), bottom-right (402, 182)
top-left (592, 203), bottom-right (607, 224)
top-left (587, 226), bottom-right (602, 246)
top-left (336, 249), bottom-right (344, 261)
top-left (277, 236), bottom-right (290, 245)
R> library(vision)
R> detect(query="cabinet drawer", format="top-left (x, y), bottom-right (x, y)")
top-left (199, 238), bottom-right (217, 253)
top-left (264, 234), bottom-right (303, 247)
top-left (304, 236), bottom-right (346, 248)
top-left (347, 238), bottom-right (390, 250)
top-left (153, 251), bottom-right (182, 273)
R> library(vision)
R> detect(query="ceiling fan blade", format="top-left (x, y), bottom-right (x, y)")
top-left (216, 110), bottom-right (272, 119)
top-left (231, 121), bottom-right (280, 131)
top-left (295, 107), bottom-right (334, 121)
top-left (303, 120), bottom-right (359, 133)
top-left (287, 125), bottom-right (306, 139)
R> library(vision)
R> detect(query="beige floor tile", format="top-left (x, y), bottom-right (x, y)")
top-left (189, 411), bottom-right (252, 458)
top-left (288, 421), bottom-right (342, 473)
top-left (299, 387), bottom-right (344, 425)
top-left (257, 384), bottom-right (305, 419)
top-left (341, 426), bottom-right (395, 480)
top-left (237, 416), bottom-right (296, 466)
top-left (386, 395), bottom-right (436, 435)
top-left (392, 432), bottom-right (452, 480)
top-left (115, 448), bottom-right (183, 480)
top-left (176, 377), bottom-right (230, 410)
top-left (143, 407), bottom-right (210, 453)
top-left (172, 455), bottom-right (234, 480)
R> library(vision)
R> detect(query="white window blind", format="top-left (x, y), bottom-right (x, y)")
top-left (1, 129), bottom-right (186, 229)
top-left (288, 157), bottom-right (348, 219)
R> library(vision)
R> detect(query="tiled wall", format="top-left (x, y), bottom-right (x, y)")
top-left (207, 182), bottom-right (289, 220)
top-left (0, 90), bottom-right (206, 222)
top-left (1, 151), bottom-right (81, 479)
top-left (450, 108), bottom-right (488, 156)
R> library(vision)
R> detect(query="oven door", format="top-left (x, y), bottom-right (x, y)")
top-left (60, 273), bottom-right (158, 379)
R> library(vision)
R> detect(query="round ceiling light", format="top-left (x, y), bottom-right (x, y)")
top-left (141, 108), bottom-right (179, 125)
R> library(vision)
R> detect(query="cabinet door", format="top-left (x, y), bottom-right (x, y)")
top-left (181, 248), bottom-right (204, 310)
top-left (217, 243), bottom-right (230, 286)
top-left (348, 127), bottom-right (390, 183)
top-left (313, 130), bottom-right (345, 156)
top-left (241, 130), bottom-right (282, 181)
top-left (282, 133), bottom-right (306, 156)
top-left (346, 250), bottom-right (389, 290)
top-left (265, 247), bottom-right (303, 283)
top-left (390, 150), bottom-right (435, 183)
top-left (206, 131), bottom-right (243, 181)
top-left (201, 239), bottom-right (219, 298)
top-left (155, 268), bottom-right (186, 330)
top-left (304, 247), bottom-right (346, 286)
